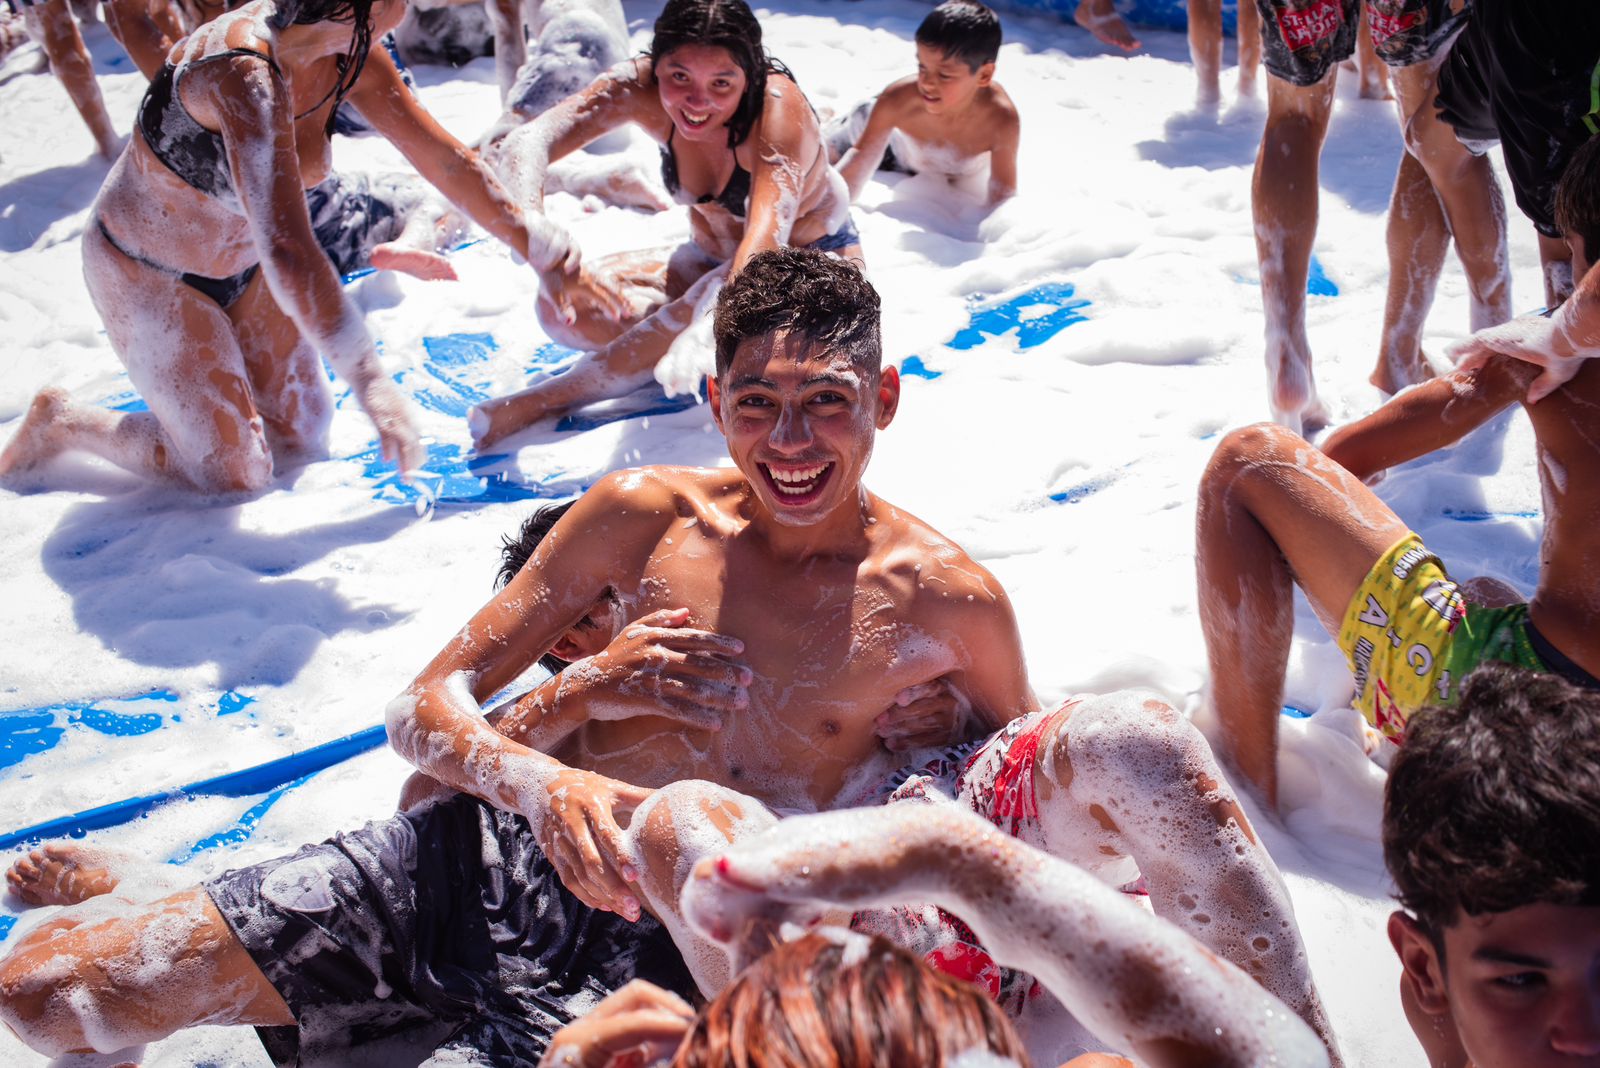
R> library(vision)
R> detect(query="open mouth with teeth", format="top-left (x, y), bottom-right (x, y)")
top-left (760, 461), bottom-right (834, 505)
top-left (680, 110), bottom-right (714, 131)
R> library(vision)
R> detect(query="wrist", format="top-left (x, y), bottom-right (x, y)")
top-left (1553, 294), bottom-right (1600, 355)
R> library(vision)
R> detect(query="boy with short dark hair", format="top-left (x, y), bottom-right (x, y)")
top-left (1382, 663), bottom-right (1600, 1067)
top-left (825, 0), bottom-right (1020, 207)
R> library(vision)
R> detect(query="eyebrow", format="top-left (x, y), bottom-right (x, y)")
top-left (727, 373), bottom-right (861, 391)
top-left (662, 59), bottom-right (739, 76)
top-left (1471, 946), bottom-right (1554, 968)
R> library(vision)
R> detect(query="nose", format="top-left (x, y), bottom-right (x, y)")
top-left (1549, 988), bottom-right (1600, 1055)
top-left (768, 403), bottom-right (813, 453)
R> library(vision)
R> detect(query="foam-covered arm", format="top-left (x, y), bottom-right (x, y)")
top-left (836, 92), bottom-right (899, 202)
top-left (1322, 359), bottom-right (1523, 480)
top-left (212, 54), bottom-right (421, 472)
top-left (693, 806), bottom-right (1327, 1068)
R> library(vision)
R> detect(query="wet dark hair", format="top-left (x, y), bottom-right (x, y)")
top-left (1555, 134), bottom-right (1600, 268)
top-left (269, 0), bottom-right (378, 132)
top-left (672, 932), bottom-right (1031, 1068)
top-left (1383, 663), bottom-right (1600, 938)
top-left (915, 0), bottom-right (1002, 72)
top-left (495, 500), bottom-right (602, 676)
top-left (712, 248), bottom-right (882, 378)
top-left (649, 0), bottom-right (793, 149)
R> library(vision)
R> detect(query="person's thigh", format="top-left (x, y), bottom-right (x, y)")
top-left (0, 888), bottom-right (291, 1054)
top-left (227, 271), bottom-right (334, 459)
top-left (84, 224), bottom-right (275, 490)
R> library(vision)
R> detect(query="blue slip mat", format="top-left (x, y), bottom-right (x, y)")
top-left (0, 723), bottom-right (387, 854)
top-left (997, 0), bottom-right (1245, 34)
top-left (1442, 508), bottom-right (1539, 522)
top-left (358, 441), bottom-right (584, 511)
top-left (949, 282), bottom-right (1092, 351)
top-left (1, 690), bottom-right (257, 773)
top-left (1234, 253), bottom-right (1339, 297)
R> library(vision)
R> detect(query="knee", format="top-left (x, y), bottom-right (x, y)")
top-left (0, 944), bottom-right (89, 1056)
top-left (193, 440), bottom-right (274, 495)
top-left (1060, 692), bottom-right (1200, 785)
top-left (1202, 422), bottom-right (1304, 491)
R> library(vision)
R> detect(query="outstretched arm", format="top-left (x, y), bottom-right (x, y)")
top-left (735, 81), bottom-right (821, 271)
top-left (211, 54), bottom-right (421, 474)
top-left (987, 106), bottom-right (1020, 206)
top-left (683, 804), bottom-right (1328, 1068)
top-left (1321, 357), bottom-right (1525, 481)
top-left (835, 91), bottom-right (904, 202)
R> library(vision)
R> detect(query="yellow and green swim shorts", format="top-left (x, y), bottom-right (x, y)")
top-left (1337, 533), bottom-right (1548, 742)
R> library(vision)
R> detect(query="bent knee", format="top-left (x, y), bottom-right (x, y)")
top-left (191, 442), bottom-right (274, 494)
top-left (1056, 691), bottom-right (1210, 786)
top-left (1203, 422), bottom-right (1307, 485)
top-left (0, 947), bottom-right (93, 1056)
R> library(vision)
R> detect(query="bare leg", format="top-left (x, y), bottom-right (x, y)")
top-left (1186, 0), bottom-right (1223, 107)
top-left (484, 0), bottom-right (524, 103)
top-left (1073, 0), bottom-right (1140, 51)
top-left (1237, 0), bottom-right (1260, 97)
top-left (1354, 4), bottom-right (1391, 100)
top-left (102, 0), bottom-right (178, 79)
top-left (0, 888), bottom-right (292, 1056)
top-left (227, 271), bottom-right (333, 466)
top-left (1373, 150), bottom-right (1449, 393)
top-left (1, 223), bottom-right (278, 491)
top-left (1253, 71), bottom-right (1336, 432)
top-left (1195, 422), bottom-right (1408, 805)
top-left (1539, 230), bottom-right (1576, 308)
top-left (682, 802), bottom-right (1328, 1068)
top-left (1023, 692), bottom-right (1343, 1064)
top-left (25, 0), bottom-right (121, 160)
top-left (473, 262), bottom-right (719, 448)
top-left (1391, 59), bottom-right (1510, 334)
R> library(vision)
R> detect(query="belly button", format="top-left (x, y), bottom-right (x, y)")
top-left (822, 719), bottom-right (841, 737)
top-left (729, 766), bottom-right (743, 780)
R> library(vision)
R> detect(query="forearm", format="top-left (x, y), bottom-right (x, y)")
top-left (484, 673), bottom-right (590, 752)
top-left (1323, 367), bottom-right (1517, 479)
top-left (387, 673), bottom-right (567, 822)
top-left (259, 241), bottom-right (387, 387)
top-left (836, 147), bottom-right (877, 202)
top-left (414, 142), bottom-right (538, 264)
top-left (1553, 261), bottom-right (1600, 351)
top-left (944, 847), bottom-right (1325, 1067)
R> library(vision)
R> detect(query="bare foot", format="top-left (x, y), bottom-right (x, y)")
top-left (0, 387), bottom-right (71, 483)
top-left (1266, 342), bottom-right (1322, 434)
top-left (1359, 68), bottom-right (1393, 101)
top-left (600, 168), bottom-right (672, 214)
top-left (6, 843), bottom-right (126, 906)
top-left (370, 243), bottom-right (459, 282)
top-left (1074, 0), bottom-right (1141, 50)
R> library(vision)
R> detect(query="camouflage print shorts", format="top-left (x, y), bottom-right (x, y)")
top-left (1257, 0), bottom-right (1470, 87)
top-left (206, 793), bottom-right (696, 1068)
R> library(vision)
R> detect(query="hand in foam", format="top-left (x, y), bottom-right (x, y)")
top-left (537, 766), bottom-right (654, 922)
top-left (357, 377), bottom-right (426, 478)
top-left (1448, 313), bottom-right (1586, 403)
top-left (539, 979), bottom-right (694, 1068)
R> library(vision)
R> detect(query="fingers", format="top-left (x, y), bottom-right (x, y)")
top-left (586, 806), bottom-right (642, 921)
top-left (891, 680), bottom-right (947, 706)
top-left (1527, 365), bottom-right (1577, 404)
top-left (599, 979), bottom-right (695, 1019)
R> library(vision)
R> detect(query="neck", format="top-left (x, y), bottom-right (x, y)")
top-left (743, 486), bottom-right (876, 562)
top-left (270, 11), bottom-right (357, 67)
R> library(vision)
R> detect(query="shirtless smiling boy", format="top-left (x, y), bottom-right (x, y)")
top-left (0, 250), bottom-right (1336, 1065)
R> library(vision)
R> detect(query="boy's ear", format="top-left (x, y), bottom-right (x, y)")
top-left (876, 364), bottom-right (901, 428)
top-left (1388, 911), bottom-right (1450, 1015)
top-left (976, 61), bottom-right (995, 87)
top-left (707, 374), bottom-right (726, 433)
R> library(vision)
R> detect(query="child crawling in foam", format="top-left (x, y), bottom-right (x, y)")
top-left (824, 0), bottom-right (1020, 209)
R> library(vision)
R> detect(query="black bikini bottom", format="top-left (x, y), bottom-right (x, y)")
top-left (96, 218), bottom-right (259, 308)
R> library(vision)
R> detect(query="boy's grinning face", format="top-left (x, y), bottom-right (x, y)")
top-left (913, 43), bottom-right (992, 114)
top-left (708, 329), bottom-right (898, 528)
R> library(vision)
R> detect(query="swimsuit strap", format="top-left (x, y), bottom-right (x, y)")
top-left (657, 124), bottom-right (750, 217)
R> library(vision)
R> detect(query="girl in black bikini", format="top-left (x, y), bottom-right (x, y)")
top-left (472, 0), bottom-right (860, 448)
top-left (0, 0), bottom-right (556, 493)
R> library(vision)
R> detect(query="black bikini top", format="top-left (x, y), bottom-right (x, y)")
top-left (659, 126), bottom-right (751, 218)
top-left (137, 47), bottom-right (343, 206)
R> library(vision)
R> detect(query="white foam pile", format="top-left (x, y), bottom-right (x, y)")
top-left (0, 0), bottom-right (1545, 1064)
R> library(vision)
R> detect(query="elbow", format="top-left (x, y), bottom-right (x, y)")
top-left (385, 689), bottom-right (425, 765)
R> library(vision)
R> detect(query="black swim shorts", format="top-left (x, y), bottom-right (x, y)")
top-left (1256, 0), bottom-right (1470, 88)
top-left (1436, 0), bottom-right (1600, 236)
top-left (205, 792), bottom-right (696, 1067)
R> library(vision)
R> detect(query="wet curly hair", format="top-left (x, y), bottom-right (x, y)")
top-left (672, 932), bottom-right (1030, 1068)
top-left (712, 248), bottom-right (881, 378)
top-left (1382, 662), bottom-right (1600, 938)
